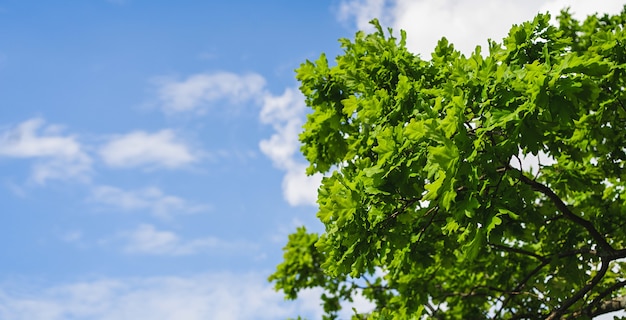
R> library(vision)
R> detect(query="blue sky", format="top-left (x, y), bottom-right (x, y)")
top-left (0, 1), bottom-right (624, 319)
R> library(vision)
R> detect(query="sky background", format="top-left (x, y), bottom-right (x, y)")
top-left (0, 1), bottom-right (624, 319)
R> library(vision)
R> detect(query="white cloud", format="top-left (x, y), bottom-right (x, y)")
top-left (155, 72), bottom-right (266, 113)
top-left (0, 273), bottom-right (324, 320)
top-left (118, 224), bottom-right (253, 256)
top-left (99, 130), bottom-right (197, 169)
top-left (259, 86), bottom-right (306, 125)
top-left (122, 224), bottom-right (183, 255)
top-left (150, 71), bottom-right (321, 207)
top-left (539, 0), bottom-right (626, 21)
top-left (259, 88), bottom-right (322, 207)
top-left (340, 289), bottom-right (376, 318)
top-left (90, 185), bottom-right (208, 218)
top-left (0, 118), bottom-right (92, 184)
top-left (259, 117), bottom-right (302, 170)
top-left (282, 164), bottom-right (322, 207)
top-left (337, 0), bottom-right (392, 31)
top-left (337, 0), bottom-right (625, 57)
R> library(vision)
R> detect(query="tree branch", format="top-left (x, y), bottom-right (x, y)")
top-left (546, 259), bottom-right (610, 320)
top-left (416, 206), bottom-right (440, 244)
top-left (591, 296), bottom-right (626, 317)
top-left (510, 167), bottom-right (615, 254)
top-left (606, 248), bottom-right (626, 260)
top-left (385, 198), bottom-right (419, 223)
top-left (488, 242), bottom-right (546, 261)
top-left (495, 260), bottom-right (551, 318)
top-left (582, 280), bottom-right (626, 318)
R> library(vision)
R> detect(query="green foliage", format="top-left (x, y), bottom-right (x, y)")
top-left (271, 7), bottom-right (626, 319)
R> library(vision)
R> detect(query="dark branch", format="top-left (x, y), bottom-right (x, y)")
top-left (416, 206), bottom-right (439, 244)
top-left (495, 260), bottom-right (551, 318)
top-left (555, 247), bottom-right (598, 259)
top-left (606, 248), bottom-right (626, 260)
top-left (510, 167), bottom-right (615, 254)
top-left (385, 198), bottom-right (419, 222)
top-left (546, 259), bottom-right (610, 320)
top-left (591, 296), bottom-right (626, 317)
top-left (488, 243), bottom-right (545, 261)
top-left (585, 280), bottom-right (626, 317)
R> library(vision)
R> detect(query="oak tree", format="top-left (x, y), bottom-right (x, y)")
top-left (270, 8), bottom-right (626, 319)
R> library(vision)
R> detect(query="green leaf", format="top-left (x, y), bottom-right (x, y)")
top-left (486, 215), bottom-right (502, 235)
top-left (423, 170), bottom-right (446, 201)
top-left (404, 119), bottom-right (425, 141)
top-left (463, 228), bottom-right (485, 261)
top-left (275, 8), bottom-right (626, 319)
top-left (342, 96), bottom-right (359, 116)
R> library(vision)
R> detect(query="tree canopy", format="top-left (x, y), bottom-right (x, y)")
top-left (270, 7), bottom-right (626, 319)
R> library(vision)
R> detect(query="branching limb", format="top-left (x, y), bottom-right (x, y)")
top-left (606, 248), bottom-right (626, 260)
top-left (581, 280), bottom-right (626, 318)
top-left (510, 167), bottom-right (615, 254)
top-left (495, 259), bottom-right (550, 318)
top-left (546, 258), bottom-right (610, 320)
top-left (591, 296), bottom-right (626, 317)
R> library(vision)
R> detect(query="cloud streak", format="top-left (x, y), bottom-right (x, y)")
top-left (119, 224), bottom-right (253, 256)
top-left (90, 185), bottom-right (209, 218)
top-left (0, 118), bottom-right (92, 184)
top-left (0, 273), bottom-right (324, 320)
top-left (99, 130), bottom-right (197, 169)
top-left (155, 72), bottom-right (266, 113)
top-left (0, 119), bottom-right (206, 185)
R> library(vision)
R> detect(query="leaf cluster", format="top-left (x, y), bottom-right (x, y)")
top-left (271, 7), bottom-right (626, 319)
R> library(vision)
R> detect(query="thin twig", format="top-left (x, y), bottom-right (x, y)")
top-left (488, 243), bottom-right (545, 261)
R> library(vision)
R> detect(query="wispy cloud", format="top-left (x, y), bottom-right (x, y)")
top-left (149, 70), bottom-right (321, 206)
top-left (0, 118), bottom-right (92, 184)
top-left (58, 230), bottom-right (89, 249)
top-left (90, 185), bottom-right (209, 218)
top-left (0, 273), bottom-right (325, 320)
top-left (154, 72), bottom-right (266, 113)
top-left (99, 130), bottom-right (197, 169)
top-left (337, 0), bottom-right (392, 31)
top-left (259, 88), bottom-right (322, 207)
top-left (116, 224), bottom-right (254, 256)
top-left (61, 230), bottom-right (83, 243)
